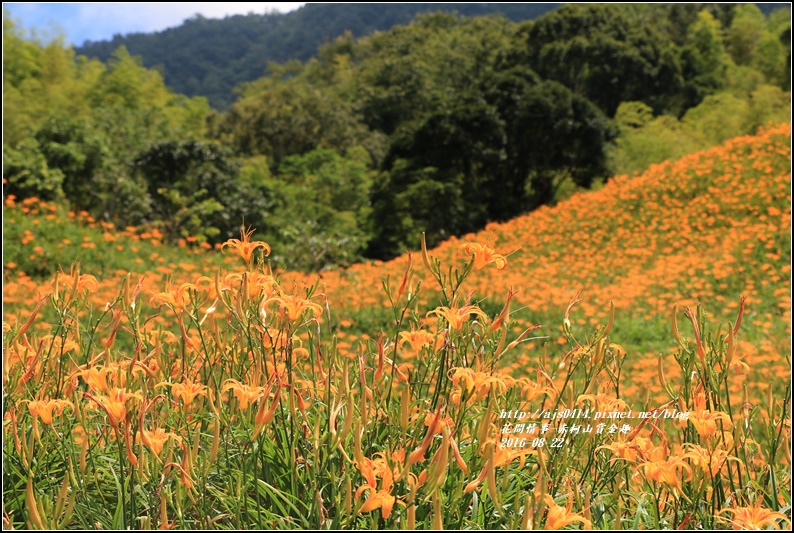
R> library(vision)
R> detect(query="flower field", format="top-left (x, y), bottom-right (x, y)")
top-left (2, 123), bottom-right (791, 529)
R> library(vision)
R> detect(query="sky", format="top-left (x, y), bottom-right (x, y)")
top-left (4, 3), bottom-right (307, 46)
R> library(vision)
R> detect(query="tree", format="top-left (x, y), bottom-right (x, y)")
top-left (727, 4), bottom-right (766, 66)
top-left (263, 149), bottom-right (374, 270)
top-left (368, 95), bottom-right (507, 257)
top-left (520, 4), bottom-right (685, 116)
top-left (368, 66), bottom-right (615, 259)
top-left (485, 72), bottom-right (615, 210)
top-left (133, 140), bottom-right (268, 242)
top-left (216, 73), bottom-right (377, 168)
top-left (679, 10), bottom-right (731, 109)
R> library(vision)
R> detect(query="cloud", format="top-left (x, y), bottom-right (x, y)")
top-left (4, 3), bottom-right (306, 45)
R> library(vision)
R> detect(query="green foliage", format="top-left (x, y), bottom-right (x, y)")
top-left (353, 14), bottom-right (516, 133)
top-left (683, 92), bottom-right (752, 144)
top-left (366, 64), bottom-right (615, 258)
top-left (679, 10), bottom-right (731, 109)
top-left (4, 5), bottom-right (791, 272)
top-left (609, 85), bottom-right (791, 177)
top-left (3, 17), bottom-right (98, 147)
top-left (744, 84), bottom-right (792, 130)
top-left (215, 12), bottom-right (611, 261)
top-left (74, 4), bottom-right (560, 110)
top-left (609, 103), bottom-right (704, 177)
top-left (3, 139), bottom-right (66, 201)
top-left (2, 14), bottom-right (213, 240)
top-left (262, 149), bottom-right (374, 271)
top-left (520, 4), bottom-right (686, 117)
top-left (216, 73), bottom-right (377, 167)
top-left (727, 4), bottom-right (767, 66)
top-left (647, 4), bottom-right (736, 46)
top-left (607, 4), bottom-right (791, 177)
top-left (133, 140), bottom-right (269, 243)
top-left (33, 116), bottom-right (117, 210)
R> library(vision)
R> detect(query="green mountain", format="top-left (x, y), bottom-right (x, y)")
top-left (74, 3), bottom-right (560, 109)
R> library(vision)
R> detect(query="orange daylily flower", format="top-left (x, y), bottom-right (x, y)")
top-left (75, 365), bottom-right (119, 393)
top-left (516, 377), bottom-right (555, 402)
top-left (597, 439), bottom-right (640, 466)
top-left (42, 335), bottom-right (80, 355)
top-left (398, 329), bottom-right (435, 356)
top-left (159, 380), bottom-right (208, 410)
top-left (449, 368), bottom-right (510, 402)
top-left (460, 242), bottom-right (508, 271)
top-left (55, 269), bottom-right (99, 297)
top-left (86, 387), bottom-right (143, 429)
top-left (689, 409), bottom-right (733, 439)
top-left (639, 454), bottom-right (694, 496)
top-left (428, 303), bottom-right (488, 331)
top-left (684, 443), bottom-right (742, 478)
top-left (222, 225), bottom-right (271, 268)
top-left (543, 494), bottom-right (592, 530)
top-left (27, 399), bottom-right (73, 425)
top-left (577, 393), bottom-right (630, 413)
top-left (423, 410), bottom-right (455, 432)
top-left (150, 282), bottom-right (197, 311)
top-left (138, 427), bottom-right (181, 457)
top-left (355, 453), bottom-right (397, 519)
top-left (718, 503), bottom-right (791, 530)
top-left (268, 294), bottom-right (323, 323)
top-left (222, 379), bottom-right (266, 411)
top-left (686, 390), bottom-right (733, 439)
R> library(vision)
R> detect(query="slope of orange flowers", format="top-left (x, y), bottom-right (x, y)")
top-left (278, 123), bottom-right (792, 403)
top-left (3, 123), bottom-right (791, 406)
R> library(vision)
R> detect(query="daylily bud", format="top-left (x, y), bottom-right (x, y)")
top-left (732, 295), bottom-right (746, 338)
top-left (159, 489), bottom-right (170, 529)
top-left (209, 415), bottom-right (221, 467)
top-left (485, 441), bottom-right (500, 509)
top-left (432, 492), bottom-right (443, 530)
top-left (658, 354), bottom-right (670, 395)
top-left (725, 321), bottom-right (735, 366)
top-left (684, 308), bottom-right (706, 367)
top-left (768, 383), bottom-right (774, 423)
top-left (490, 289), bottom-right (517, 333)
top-left (344, 477), bottom-right (352, 515)
top-left (425, 425), bottom-right (450, 492)
top-left (124, 423), bottom-right (138, 466)
top-left (374, 333), bottom-right (385, 381)
top-left (253, 384), bottom-right (280, 439)
top-left (26, 478), bottom-right (47, 530)
top-left (521, 493), bottom-right (533, 530)
top-left (602, 300), bottom-right (615, 338)
top-left (449, 433), bottom-right (468, 474)
top-left (54, 470), bottom-right (70, 521)
top-left (421, 233), bottom-right (433, 273)
top-left (52, 271), bottom-right (60, 302)
top-left (397, 251), bottom-right (414, 300)
top-left (400, 384), bottom-right (411, 433)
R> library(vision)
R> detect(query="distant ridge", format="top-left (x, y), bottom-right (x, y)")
top-left (74, 3), bottom-right (560, 109)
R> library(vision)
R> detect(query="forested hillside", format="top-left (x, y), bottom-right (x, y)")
top-left (4, 4), bottom-right (790, 272)
top-left (3, 4), bottom-right (791, 530)
top-left (74, 3), bottom-right (560, 109)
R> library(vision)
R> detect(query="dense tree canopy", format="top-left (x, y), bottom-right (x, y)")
top-left (75, 3), bottom-right (560, 109)
top-left (520, 4), bottom-right (687, 117)
top-left (4, 4), bottom-right (791, 270)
